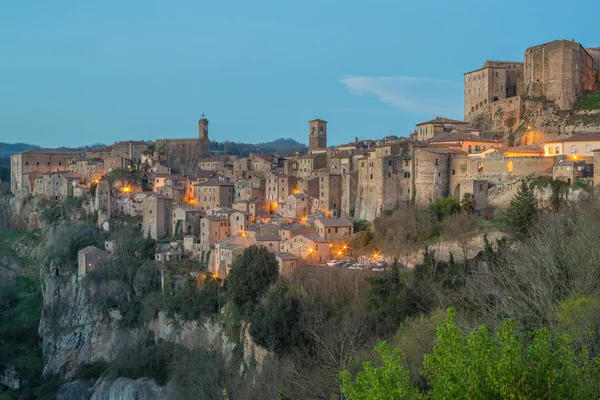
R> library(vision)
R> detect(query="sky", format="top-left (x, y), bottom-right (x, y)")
top-left (0, 0), bottom-right (599, 148)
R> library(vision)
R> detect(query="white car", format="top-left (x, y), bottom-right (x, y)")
top-left (327, 260), bottom-right (341, 266)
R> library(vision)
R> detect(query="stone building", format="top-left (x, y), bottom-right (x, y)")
top-left (283, 194), bottom-right (309, 219)
top-left (464, 61), bottom-right (523, 121)
top-left (112, 141), bottom-right (149, 165)
top-left (309, 119), bottom-right (328, 152)
top-left (543, 131), bottom-right (600, 158)
top-left (172, 205), bottom-right (202, 236)
top-left (193, 179), bottom-right (235, 211)
top-left (282, 233), bottom-right (330, 263)
top-left (10, 148), bottom-right (77, 197)
top-left (314, 171), bottom-right (341, 215)
top-left (33, 171), bottom-right (80, 200)
top-left (78, 246), bottom-right (108, 276)
top-left (156, 116), bottom-right (210, 174)
top-left (297, 153), bottom-right (327, 179)
top-left (415, 117), bottom-right (472, 140)
top-left (200, 215), bottom-right (231, 247)
top-left (69, 158), bottom-right (105, 183)
top-left (275, 252), bottom-right (299, 274)
top-left (313, 218), bottom-right (354, 241)
top-left (524, 39), bottom-right (598, 110)
top-left (142, 194), bottom-right (173, 240)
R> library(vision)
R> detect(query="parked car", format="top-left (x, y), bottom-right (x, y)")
top-left (376, 261), bottom-right (388, 268)
top-left (327, 260), bottom-right (340, 267)
top-left (341, 263), bottom-right (352, 268)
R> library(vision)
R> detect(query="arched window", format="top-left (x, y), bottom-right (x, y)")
top-left (477, 162), bottom-right (484, 173)
top-left (507, 160), bottom-right (513, 172)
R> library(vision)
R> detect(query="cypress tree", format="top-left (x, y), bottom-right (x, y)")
top-left (504, 180), bottom-right (537, 239)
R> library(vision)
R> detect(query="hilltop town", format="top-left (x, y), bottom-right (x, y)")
top-left (9, 38), bottom-right (600, 279)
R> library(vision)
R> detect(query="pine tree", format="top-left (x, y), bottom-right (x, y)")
top-left (504, 180), bottom-right (537, 239)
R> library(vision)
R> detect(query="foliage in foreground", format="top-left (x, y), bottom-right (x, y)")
top-left (342, 309), bottom-right (600, 400)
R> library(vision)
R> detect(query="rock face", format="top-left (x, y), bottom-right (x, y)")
top-left (55, 380), bottom-right (95, 400)
top-left (90, 378), bottom-right (169, 400)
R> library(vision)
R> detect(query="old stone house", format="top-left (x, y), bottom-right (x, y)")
top-left (313, 218), bottom-right (354, 241)
top-left (78, 246), bottom-right (108, 276)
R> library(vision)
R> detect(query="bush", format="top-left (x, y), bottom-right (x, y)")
top-left (225, 246), bottom-right (279, 317)
top-left (165, 275), bottom-right (224, 320)
top-left (428, 196), bottom-right (460, 221)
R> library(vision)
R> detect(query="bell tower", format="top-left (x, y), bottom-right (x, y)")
top-left (309, 119), bottom-right (327, 151)
top-left (199, 115), bottom-right (209, 140)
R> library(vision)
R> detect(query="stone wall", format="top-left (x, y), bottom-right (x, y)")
top-left (156, 139), bottom-right (209, 175)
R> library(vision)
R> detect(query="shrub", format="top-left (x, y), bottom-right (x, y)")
top-left (428, 196), bottom-right (460, 221)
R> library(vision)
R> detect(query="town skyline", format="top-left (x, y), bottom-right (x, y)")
top-left (2, 0), bottom-right (599, 147)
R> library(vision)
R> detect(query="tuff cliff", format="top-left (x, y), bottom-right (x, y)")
top-left (474, 95), bottom-right (600, 145)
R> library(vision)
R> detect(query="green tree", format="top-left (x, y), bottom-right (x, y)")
top-left (460, 192), bottom-right (476, 214)
top-left (225, 245), bottom-right (279, 317)
top-left (504, 180), bottom-right (537, 239)
top-left (340, 342), bottom-right (424, 400)
top-left (249, 280), bottom-right (305, 354)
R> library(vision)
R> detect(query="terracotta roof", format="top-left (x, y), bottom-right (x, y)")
top-left (416, 117), bottom-right (469, 126)
top-left (275, 252), bottom-right (298, 261)
top-left (545, 132), bottom-right (600, 143)
top-left (418, 148), bottom-right (467, 155)
top-left (428, 132), bottom-right (497, 143)
top-left (256, 234), bottom-right (282, 241)
top-left (78, 245), bottom-right (106, 255)
top-left (21, 148), bottom-right (77, 155)
top-left (196, 179), bottom-right (234, 186)
top-left (302, 234), bottom-right (329, 243)
top-left (316, 218), bottom-right (354, 227)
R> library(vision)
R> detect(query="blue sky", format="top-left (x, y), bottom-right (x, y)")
top-left (0, 0), bottom-right (598, 147)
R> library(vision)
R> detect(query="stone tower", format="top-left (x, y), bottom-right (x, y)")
top-left (309, 119), bottom-right (327, 151)
top-left (199, 116), bottom-right (209, 140)
top-left (198, 116), bottom-right (210, 158)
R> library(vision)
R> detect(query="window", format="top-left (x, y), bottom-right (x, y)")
top-left (342, 168), bottom-right (346, 174)
top-left (555, 147), bottom-right (560, 155)
top-left (452, 169), bottom-right (455, 176)
top-left (361, 162), bottom-right (364, 168)
top-left (388, 160), bottom-right (392, 166)
top-left (404, 160), bottom-right (408, 167)
top-left (477, 162), bottom-right (484, 173)
top-left (370, 174), bottom-right (373, 180)
top-left (586, 145), bottom-right (592, 153)
top-left (385, 149), bottom-right (389, 154)
top-left (468, 145), bottom-right (472, 154)
top-left (403, 172), bottom-right (410, 178)
top-left (507, 160), bottom-right (513, 172)
top-left (571, 145), bottom-right (577, 153)
top-left (435, 158), bottom-right (439, 166)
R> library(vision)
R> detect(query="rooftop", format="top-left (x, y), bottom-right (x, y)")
top-left (20, 148), bottom-right (77, 155)
top-left (275, 252), bottom-right (299, 261)
top-left (545, 132), bottom-right (600, 143)
top-left (416, 117), bottom-right (469, 126)
top-left (316, 217), bottom-right (354, 227)
top-left (196, 179), bottom-right (234, 187)
top-left (78, 245), bottom-right (106, 255)
top-left (428, 131), bottom-right (497, 143)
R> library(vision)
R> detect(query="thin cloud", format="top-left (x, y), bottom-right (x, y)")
top-left (340, 75), bottom-right (463, 117)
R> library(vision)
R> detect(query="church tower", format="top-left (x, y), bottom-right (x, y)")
top-left (309, 119), bottom-right (327, 151)
top-left (198, 115), bottom-right (210, 158)
top-left (199, 116), bottom-right (209, 140)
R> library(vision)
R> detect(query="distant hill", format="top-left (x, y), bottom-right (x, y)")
top-left (210, 137), bottom-right (308, 157)
top-left (0, 142), bottom-right (38, 159)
